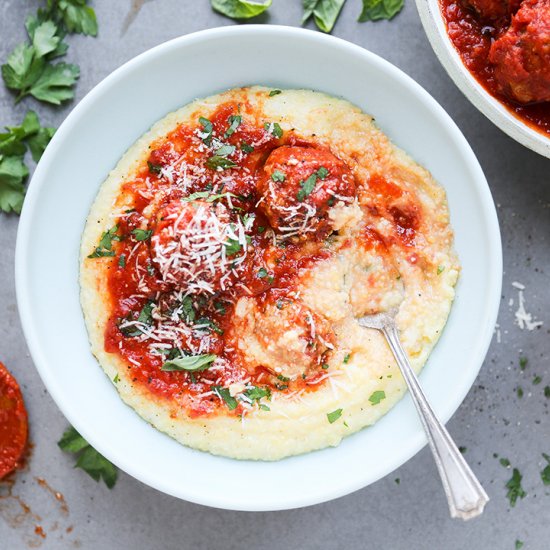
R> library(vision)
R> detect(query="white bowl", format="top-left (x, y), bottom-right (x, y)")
top-left (416, 0), bottom-right (550, 158)
top-left (15, 26), bottom-right (502, 511)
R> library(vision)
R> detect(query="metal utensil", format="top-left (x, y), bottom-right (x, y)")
top-left (357, 308), bottom-right (489, 520)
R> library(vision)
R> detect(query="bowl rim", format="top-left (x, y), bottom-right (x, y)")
top-left (15, 24), bottom-right (503, 510)
top-left (415, 0), bottom-right (550, 159)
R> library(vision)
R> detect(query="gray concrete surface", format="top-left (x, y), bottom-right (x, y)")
top-left (1, 0), bottom-right (549, 549)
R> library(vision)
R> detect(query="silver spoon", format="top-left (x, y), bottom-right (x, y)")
top-left (357, 308), bottom-right (489, 520)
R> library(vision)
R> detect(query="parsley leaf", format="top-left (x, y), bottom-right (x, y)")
top-left (224, 115), bottom-right (242, 138)
top-left (506, 468), bottom-right (526, 507)
top-left (132, 228), bottom-right (152, 241)
top-left (198, 116), bottom-right (213, 146)
top-left (212, 385), bottom-right (238, 410)
top-left (58, 426), bottom-right (117, 488)
top-left (327, 408), bottom-right (343, 423)
top-left (161, 353), bottom-right (217, 372)
top-left (211, 0), bottom-right (272, 19)
top-left (358, 0), bottom-right (404, 21)
top-left (45, 0), bottom-right (99, 36)
top-left (541, 453), bottom-right (550, 486)
top-left (88, 225), bottom-right (120, 258)
top-left (302, 0), bottom-right (346, 33)
top-left (368, 390), bottom-right (386, 405)
top-left (515, 541), bottom-right (524, 550)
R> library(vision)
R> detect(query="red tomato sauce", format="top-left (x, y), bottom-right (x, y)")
top-left (0, 362), bottom-right (28, 479)
top-left (440, 0), bottom-right (550, 135)
top-left (96, 101), bottom-right (416, 417)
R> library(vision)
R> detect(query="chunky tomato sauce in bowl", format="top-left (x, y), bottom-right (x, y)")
top-left (416, 0), bottom-right (550, 157)
top-left (16, 26), bottom-right (501, 510)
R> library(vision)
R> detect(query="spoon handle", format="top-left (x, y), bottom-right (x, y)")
top-left (382, 322), bottom-right (489, 520)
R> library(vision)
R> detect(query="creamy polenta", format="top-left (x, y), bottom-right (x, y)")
top-left (80, 87), bottom-right (459, 460)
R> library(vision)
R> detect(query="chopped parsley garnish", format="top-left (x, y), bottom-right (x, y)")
top-left (322, 363), bottom-right (329, 369)
top-left (343, 353), bottom-right (351, 364)
top-left (241, 141), bottom-right (254, 153)
top-left (118, 254), bottom-right (126, 268)
top-left (88, 225), bottom-right (120, 258)
top-left (506, 468), bottom-right (526, 507)
top-left (244, 386), bottom-right (271, 404)
top-left (540, 453), bottom-right (550, 485)
top-left (327, 408), bottom-right (343, 424)
top-left (212, 385), bottom-right (238, 410)
top-left (257, 267), bottom-right (269, 278)
top-left (269, 89), bottom-right (282, 97)
top-left (161, 353), bottom-right (217, 372)
top-left (132, 228), bottom-right (152, 241)
top-left (147, 161), bottom-right (162, 175)
top-left (437, 265), bottom-right (445, 275)
top-left (275, 383), bottom-right (288, 391)
top-left (277, 374), bottom-right (290, 382)
top-left (264, 121), bottom-right (283, 138)
top-left (517, 387), bottom-right (524, 399)
top-left (58, 426), bottom-right (117, 488)
top-left (271, 169), bottom-right (286, 182)
top-left (533, 375), bottom-right (542, 385)
top-left (113, 373), bottom-right (120, 383)
top-left (206, 144), bottom-right (237, 170)
top-left (225, 237), bottom-right (243, 256)
top-left (224, 115), bottom-right (241, 138)
top-left (119, 300), bottom-right (154, 337)
top-left (198, 116), bottom-right (213, 145)
top-left (257, 226), bottom-right (266, 234)
top-left (296, 166), bottom-right (329, 202)
top-left (544, 386), bottom-right (550, 398)
top-left (519, 356), bottom-right (528, 370)
top-left (368, 390), bottom-right (386, 405)
top-left (500, 457), bottom-right (511, 467)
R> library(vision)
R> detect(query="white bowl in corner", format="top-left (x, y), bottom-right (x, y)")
top-left (416, 0), bottom-right (550, 158)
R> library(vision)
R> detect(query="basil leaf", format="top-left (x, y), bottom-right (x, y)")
top-left (368, 390), bottom-right (386, 405)
top-left (212, 385), bottom-right (238, 410)
top-left (327, 408), bottom-right (343, 423)
top-left (243, 386), bottom-right (271, 403)
top-left (302, 0), bottom-right (346, 33)
top-left (264, 122), bottom-right (283, 138)
top-left (211, 0), bottom-right (272, 19)
top-left (147, 161), bottom-right (162, 175)
top-left (132, 228), bottom-right (152, 241)
top-left (161, 353), bottom-right (217, 372)
top-left (297, 173), bottom-right (317, 202)
top-left (119, 300), bottom-right (155, 337)
top-left (198, 116), bottom-right (213, 146)
top-left (241, 141), bottom-right (254, 153)
top-left (224, 115), bottom-right (242, 138)
top-left (541, 453), bottom-right (550, 486)
top-left (206, 144), bottom-right (237, 170)
top-left (58, 426), bottom-right (117, 488)
top-left (268, 89), bottom-right (282, 97)
top-left (358, 0), bottom-right (404, 21)
top-left (271, 169), bottom-right (286, 182)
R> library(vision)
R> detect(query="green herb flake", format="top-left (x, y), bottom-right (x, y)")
top-left (58, 426), bottom-right (117, 488)
top-left (212, 385), bottom-right (238, 410)
top-left (296, 167), bottom-right (328, 201)
top-left (198, 116), bottom-right (213, 145)
top-left (206, 144), bottom-right (237, 170)
top-left (459, 446), bottom-right (467, 454)
top-left (517, 387), bottom-right (524, 399)
top-left (113, 373), bottom-right (120, 383)
top-left (540, 453), bottom-right (550, 486)
top-left (88, 225), bottom-right (120, 258)
top-left (271, 169), bottom-right (286, 183)
top-left (515, 541), bottom-right (524, 550)
top-left (506, 468), bottom-right (526, 507)
top-left (147, 161), bottom-right (162, 175)
top-left (119, 300), bottom-right (155, 337)
top-left (358, 0), bottom-right (404, 22)
top-left (327, 408), bottom-right (343, 424)
top-left (533, 375), bottom-right (542, 385)
top-left (264, 121), bottom-right (283, 139)
top-left (241, 141), bottom-right (254, 153)
top-left (257, 267), bottom-right (269, 278)
top-left (368, 390), bottom-right (386, 405)
top-left (321, 363), bottom-right (329, 370)
top-left (211, 0), bottom-right (272, 19)
top-left (132, 228), bottom-right (152, 241)
top-left (437, 265), bottom-right (445, 275)
top-left (544, 386), bottom-right (550, 398)
top-left (269, 89), bottom-right (282, 97)
top-left (161, 353), bottom-right (217, 372)
top-left (118, 254), bottom-right (126, 268)
top-left (224, 115), bottom-right (242, 138)
top-left (343, 353), bottom-right (351, 364)
top-left (519, 356), bottom-right (528, 370)
top-left (259, 403), bottom-right (270, 411)
top-left (500, 457), bottom-right (511, 467)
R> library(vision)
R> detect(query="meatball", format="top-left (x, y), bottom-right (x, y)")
top-left (257, 145), bottom-right (356, 239)
top-left (231, 296), bottom-right (335, 380)
top-left (489, 0), bottom-right (550, 103)
top-left (463, 0), bottom-right (520, 20)
top-left (150, 199), bottom-right (249, 294)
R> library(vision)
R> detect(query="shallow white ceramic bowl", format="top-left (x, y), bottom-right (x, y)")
top-left (16, 26), bottom-right (501, 511)
top-left (416, 0), bottom-right (550, 158)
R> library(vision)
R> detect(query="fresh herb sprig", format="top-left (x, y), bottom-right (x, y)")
top-left (211, 0), bottom-right (272, 19)
top-left (58, 426), bottom-right (118, 488)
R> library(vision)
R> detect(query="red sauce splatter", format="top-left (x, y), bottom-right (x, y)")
top-left (440, 0), bottom-right (550, 135)
top-left (0, 362), bottom-right (28, 480)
